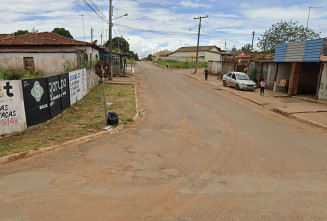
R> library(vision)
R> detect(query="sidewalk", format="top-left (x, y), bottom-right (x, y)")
top-left (188, 72), bottom-right (327, 131)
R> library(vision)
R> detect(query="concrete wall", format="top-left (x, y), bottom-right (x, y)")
top-left (80, 46), bottom-right (100, 64)
top-left (208, 61), bottom-right (222, 76)
top-left (259, 62), bottom-right (276, 89)
top-left (204, 51), bottom-right (221, 61)
top-left (86, 67), bottom-right (100, 93)
top-left (0, 52), bottom-right (77, 75)
top-left (274, 63), bottom-right (292, 92)
top-left (168, 51), bottom-right (221, 62)
top-left (318, 63), bottom-right (327, 100)
top-left (221, 61), bottom-right (235, 77)
top-left (168, 51), bottom-right (206, 62)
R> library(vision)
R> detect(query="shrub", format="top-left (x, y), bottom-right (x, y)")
top-left (0, 67), bottom-right (45, 80)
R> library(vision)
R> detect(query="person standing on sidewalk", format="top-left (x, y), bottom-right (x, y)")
top-left (260, 79), bottom-right (266, 96)
top-left (204, 67), bottom-right (208, 80)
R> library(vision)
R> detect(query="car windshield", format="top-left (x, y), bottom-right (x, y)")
top-left (236, 74), bottom-right (249, 80)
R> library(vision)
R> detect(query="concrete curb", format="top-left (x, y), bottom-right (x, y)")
top-left (0, 78), bottom-right (141, 166)
top-left (271, 108), bottom-right (327, 131)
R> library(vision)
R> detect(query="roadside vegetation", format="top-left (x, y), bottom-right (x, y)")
top-left (154, 60), bottom-right (208, 69)
top-left (0, 83), bottom-right (136, 157)
top-left (0, 66), bottom-right (45, 80)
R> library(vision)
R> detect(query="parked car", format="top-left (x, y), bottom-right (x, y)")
top-left (222, 72), bottom-right (256, 91)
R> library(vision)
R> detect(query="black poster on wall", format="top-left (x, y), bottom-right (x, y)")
top-left (47, 75), bottom-right (62, 118)
top-left (22, 78), bottom-right (51, 127)
top-left (59, 73), bottom-right (70, 111)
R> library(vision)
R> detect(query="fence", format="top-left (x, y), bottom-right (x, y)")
top-left (0, 68), bottom-right (99, 135)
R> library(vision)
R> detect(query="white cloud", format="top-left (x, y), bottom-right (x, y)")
top-left (0, 0), bottom-right (326, 58)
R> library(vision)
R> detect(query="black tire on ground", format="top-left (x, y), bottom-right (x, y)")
top-left (107, 112), bottom-right (119, 125)
top-left (236, 84), bottom-right (240, 90)
top-left (223, 80), bottom-right (226, 86)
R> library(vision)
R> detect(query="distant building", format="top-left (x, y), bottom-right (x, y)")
top-left (168, 46), bottom-right (222, 62)
top-left (0, 32), bottom-right (101, 75)
top-left (152, 50), bottom-right (172, 61)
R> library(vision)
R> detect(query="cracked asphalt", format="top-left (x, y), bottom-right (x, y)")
top-left (1, 62), bottom-right (327, 220)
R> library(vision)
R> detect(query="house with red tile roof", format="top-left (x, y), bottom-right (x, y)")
top-left (0, 32), bottom-right (101, 74)
top-left (168, 46), bottom-right (222, 62)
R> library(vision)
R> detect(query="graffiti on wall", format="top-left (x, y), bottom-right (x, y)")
top-left (0, 80), bottom-right (27, 134)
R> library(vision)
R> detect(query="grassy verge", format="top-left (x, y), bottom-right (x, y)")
top-left (154, 60), bottom-right (208, 69)
top-left (0, 83), bottom-right (136, 157)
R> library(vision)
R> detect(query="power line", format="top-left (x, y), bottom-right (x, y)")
top-left (115, 24), bottom-right (197, 36)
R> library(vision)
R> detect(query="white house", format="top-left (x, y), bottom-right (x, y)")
top-left (167, 46), bottom-right (222, 62)
top-left (0, 32), bottom-right (101, 75)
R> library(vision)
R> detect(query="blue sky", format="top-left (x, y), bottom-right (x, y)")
top-left (1, 0), bottom-right (327, 58)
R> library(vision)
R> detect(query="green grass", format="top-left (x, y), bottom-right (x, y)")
top-left (0, 83), bottom-right (136, 157)
top-left (0, 67), bottom-right (46, 80)
top-left (154, 60), bottom-right (208, 69)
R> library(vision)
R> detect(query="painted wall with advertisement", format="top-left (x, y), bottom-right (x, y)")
top-left (0, 68), bottom-right (99, 136)
top-left (0, 80), bottom-right (27, 134)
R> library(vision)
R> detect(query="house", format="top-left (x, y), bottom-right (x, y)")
top-left (0, 34), bottom-right (14, 40)
top-left (168, 46), bottom-right (222, 62)
top-left (273, 38), bottom-right (327, 100)
top-left (152, 50), bottom-right (172, 61)
top-left (0, 32), bottom-right (102, 75)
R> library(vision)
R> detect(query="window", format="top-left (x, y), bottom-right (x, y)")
top-left (23, 57), bottom-right (35, 72)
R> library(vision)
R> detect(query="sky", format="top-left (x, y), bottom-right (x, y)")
top-left (1, 0), bottom-right (327, 58)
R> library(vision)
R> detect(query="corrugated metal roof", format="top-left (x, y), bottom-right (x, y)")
top-left (274, 38), bottom-right (325, 62)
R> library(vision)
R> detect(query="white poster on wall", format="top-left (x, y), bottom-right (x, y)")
top-left (69, 69), bottom-right (83, 105)
top-left (81, 68), bottom-right (87, 97)
top-left (0, 80), bottom-right (27, 135)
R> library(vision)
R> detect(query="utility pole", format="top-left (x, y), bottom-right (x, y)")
top-left (108, 0), bottom-right (113, 80)
top-left (90, 28), bottom-right (94, 42)
top-left (225, 41), bottom-right (227, 51)
top-left (100, 33), bottom-right (103, 45)
top-left (251, 31), bottom-right (255, 50)
top-left (79, 14), bottom-right (85, 41)
top-left (194, 15), bottom-right (208, 74)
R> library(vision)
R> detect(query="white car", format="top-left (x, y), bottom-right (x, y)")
top-left (222, 72), bottom-right (256, 91)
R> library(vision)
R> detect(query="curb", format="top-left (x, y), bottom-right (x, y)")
top-left (271, 108), bottom-right (327, 131)
top-left (0, 77), bottom-right (141, 166)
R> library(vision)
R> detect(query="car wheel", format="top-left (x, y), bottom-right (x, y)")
top-left (223, 80), bottom-right (226, 86)
top-left (236, 84), bottom-right (240, 90)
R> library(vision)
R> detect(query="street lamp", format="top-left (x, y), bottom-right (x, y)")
top-left (113, 13), bottom-right (128, 20)
top-left (79, 14), bottom-right (85, 41)
top-left (306, 6), bottom-right (323, 39)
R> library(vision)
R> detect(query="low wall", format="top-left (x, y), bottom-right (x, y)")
top-left (0, 68), bottom-right (99, 135)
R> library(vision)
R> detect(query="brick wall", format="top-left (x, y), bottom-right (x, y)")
top-left (288, 62), bottom-right (302, 96)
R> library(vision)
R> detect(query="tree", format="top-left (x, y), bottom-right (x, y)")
top-left (52, 28), bottom-right (73, 39)
top-left (241, 44), bottom-right (252, 52)
top-left (105, 37), bottom-right (130, 53)
top-left (14, 30), bottom-right (29, 36)
top-left (258, 20), bottom-right (320, 52)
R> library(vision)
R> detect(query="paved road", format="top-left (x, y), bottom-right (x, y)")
top-left (1, 62), bottom-right (327, 220)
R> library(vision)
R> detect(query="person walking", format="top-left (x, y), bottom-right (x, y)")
top-left (204, 67), bottom-right (208, 80)
top-left (166, 63), bottom-right (169, 69)
top-left (260, 79), bottom-right (266, 96)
